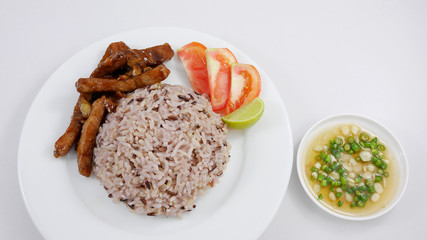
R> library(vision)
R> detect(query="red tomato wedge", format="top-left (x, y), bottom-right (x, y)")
top-left (206, 48), bottom-right (237, 111)
top-left (177, 42), bottom-right (210, 95)
top-left (225, 63), bottom-right (261, 114)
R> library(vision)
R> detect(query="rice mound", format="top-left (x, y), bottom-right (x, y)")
top-left (94, 84), bottom-right (230, 217)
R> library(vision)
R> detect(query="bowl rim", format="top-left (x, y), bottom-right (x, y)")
top-left (296, 113), bottom-right (409, 221)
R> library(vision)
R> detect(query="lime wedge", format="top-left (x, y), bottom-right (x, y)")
top-left (222, 98), bottom-right (264, 129)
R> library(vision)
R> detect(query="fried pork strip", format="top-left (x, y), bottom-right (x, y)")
top-left (77, 96), bottom-right (106, 177)
top-left (76, 64), bottom-right (170, 93)
top-left (99, 41), bottom-right (130, 63)
top-left (53, 94), bottom-right (89, 158)
top-left (90, 43), bottom-right (174, 78)
top-left (90, 41), bottom-right (130, 78)
top-left (131, 43), bottom-right (174, 66)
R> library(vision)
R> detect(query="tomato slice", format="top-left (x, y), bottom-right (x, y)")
top-left (177, 42), bottom-right (210, 95)
top-left (206, 48), bottom-right (237, 111)
top-left (225, 63), bottom-right (261, 114)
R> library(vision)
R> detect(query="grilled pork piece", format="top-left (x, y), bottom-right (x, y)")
top-left (54, 95), bottom-right (88, 158)
top-left (90, 41), bottom-right (131, 78)
top-left (131, 43), bottom-right (174, 67)
top-left (90, 43), bottom-right (174, 78)
top-left (76, 64), bottom-right (170, 93)
top-left (99, 41), bottom-right (130, 64)
top-left (77, 96), bottom-right (106, 177)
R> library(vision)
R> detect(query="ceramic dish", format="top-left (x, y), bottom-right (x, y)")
top-left (297, 114), bottom-right (408, 221)
top-left (17, 27), bottom-right (293, 240)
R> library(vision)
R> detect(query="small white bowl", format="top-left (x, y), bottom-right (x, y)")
top-left (297, 114), bottom-right (409, 221)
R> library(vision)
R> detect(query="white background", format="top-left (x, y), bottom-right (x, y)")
top-left (1, 0), bottom-right (426, 239)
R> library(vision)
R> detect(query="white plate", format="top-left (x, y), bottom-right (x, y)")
top-left (18, 27), bottom-right (293, 240)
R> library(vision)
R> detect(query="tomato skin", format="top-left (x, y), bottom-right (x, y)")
top-left (177, 42), bottom-right (210, 95)
top-left (206, 48), bottom-right (237, 111)
top-left (225, 63), bottom-right (261, 114)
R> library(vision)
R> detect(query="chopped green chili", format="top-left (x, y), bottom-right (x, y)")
top-left (335, 137), bottom-right (343, 145)
top-left (343, 143), bottom-right (351, 152)
top-left (351, 143), bottom-right (361, 152)
top-left (358, 194), bottom-right (368, 203)
top-left (321, 165), bottom-right (327, 171)
top-left (380, 162), bottom-right (387, 170)
top-left (333, 152), bottom-right (340, 160)
top-left (359, 132), bottom-right (370, 142)
top-left (321, 179), bottom-right (328, 187)
top-left (320, 151), bottom-right (327, 159)
top-left (324, 155), bottom-right (332, 163)
top-left (340, 176), bottom-right (347, 185)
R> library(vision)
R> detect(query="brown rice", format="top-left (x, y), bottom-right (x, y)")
top-left (93, 84), bottom-right (230, 217)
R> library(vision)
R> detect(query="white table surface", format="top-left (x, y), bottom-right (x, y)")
top-left (1, 0), bottom-right (426, 239)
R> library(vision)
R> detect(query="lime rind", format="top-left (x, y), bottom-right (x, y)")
top-left (222, 98), bottom-right (264, 129)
